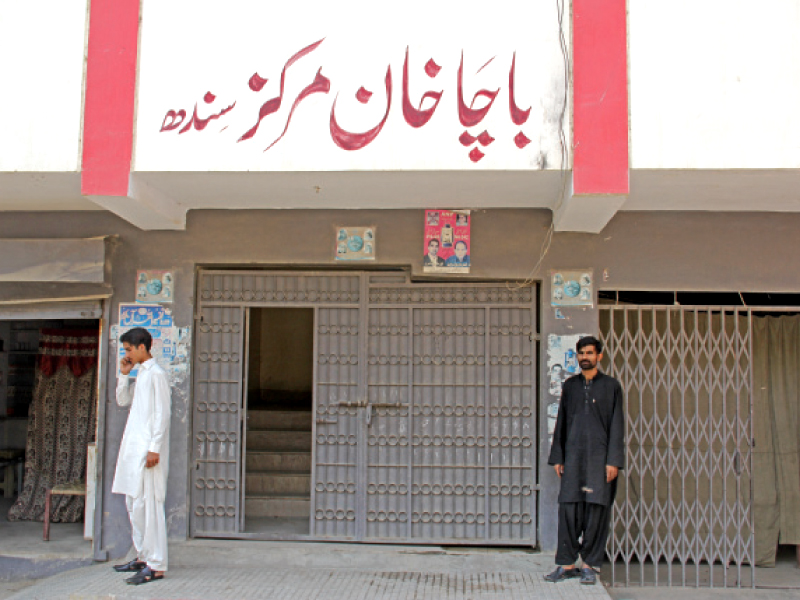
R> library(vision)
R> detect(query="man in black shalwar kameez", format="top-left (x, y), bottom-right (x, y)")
top-left (545, 336), bottom-right (625, 585)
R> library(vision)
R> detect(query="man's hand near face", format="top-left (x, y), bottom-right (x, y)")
top-left (120, 356), bottom-right (134, 376)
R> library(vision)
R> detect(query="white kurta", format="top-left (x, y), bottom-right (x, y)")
top-left (112, 358), bottom-right (171, 571)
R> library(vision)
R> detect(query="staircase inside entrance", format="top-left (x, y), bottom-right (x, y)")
top-left (245, 407), bottom-right (312, 535)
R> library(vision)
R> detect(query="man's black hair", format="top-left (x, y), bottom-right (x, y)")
top-left (454, 240), bottom-right (468, 250)
top-left (428, 238), bottom-right (440, 248)
top-left (120, 327), bottom-right (153, 351)
top-left (576, 335), bottom-right (603, 354)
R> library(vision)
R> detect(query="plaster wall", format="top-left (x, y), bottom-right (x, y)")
top-left (0, 208), bottom-right (793, 557)
top-left (630, 0), bottom-right (800, 169)
top-left (255, 309), bottom-right (314, 393)
top-left (0, 1), bottom-right (88, 172)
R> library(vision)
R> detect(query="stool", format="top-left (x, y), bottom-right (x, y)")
top-left (43, 482), bottom-right (86, 541)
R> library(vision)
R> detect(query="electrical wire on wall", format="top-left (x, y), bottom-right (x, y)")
top-left (509, 0), bottom-right (570, 289)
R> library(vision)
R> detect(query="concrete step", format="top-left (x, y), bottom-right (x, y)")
top-left (247, 410), bottom-right (313, 431)
top-left (246, 451), bottom-right (312, 472)
top-left (246, 495), bottom-right (311, 518)
top-left (170, 539), bottom-right (543, 572)
top-left (246, 472), bottom-right (311, 496)
top-left (246, 430), bottom-right (312, 452)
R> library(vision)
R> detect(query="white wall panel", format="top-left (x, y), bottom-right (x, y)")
top-left (0, 1), bottom-right (88, 172)
top-left (630, 0), bottom-right (800, 169)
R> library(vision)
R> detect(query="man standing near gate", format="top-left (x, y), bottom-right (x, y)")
top-left (545, 335), bottom-right (624, 585)
top-left (111, 327), bottom-right (171, 585)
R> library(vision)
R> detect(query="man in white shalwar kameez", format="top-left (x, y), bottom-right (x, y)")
top-left (111, 327), bottom-right (171, 585)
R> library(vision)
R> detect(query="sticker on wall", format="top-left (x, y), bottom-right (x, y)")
top-left (335, 227), bottom-right (376, 261)
top-left (423, 210), bottom-right (471, 273)
top-left (546, 332), bottom-right (590, 443)
top-left (136, 270), bottom-right (174, 303)
top-left (550, 269), bottom-right (593, 307)
top-left (115, 304), bottom-right (175, 379)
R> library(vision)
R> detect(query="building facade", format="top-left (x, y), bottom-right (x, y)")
top-left (2, 0), bottom-right (799, 587)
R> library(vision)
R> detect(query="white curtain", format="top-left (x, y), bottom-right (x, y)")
top-left (752, 316), bottom-right (800, 567)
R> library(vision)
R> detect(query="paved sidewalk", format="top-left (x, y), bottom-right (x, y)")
top-left (2, 541), bottom-right (613, 600)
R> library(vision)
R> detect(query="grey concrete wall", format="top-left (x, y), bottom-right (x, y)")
top-left (256, 308), bottom-right (314, 393)
top-left (0, 208), bottom-right (796, 559)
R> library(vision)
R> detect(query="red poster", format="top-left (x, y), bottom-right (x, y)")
top-left (423, 210), bottom-right (471, 273)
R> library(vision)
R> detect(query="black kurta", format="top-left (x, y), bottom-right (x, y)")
top-left (548, 371), bottom-right (625, 506)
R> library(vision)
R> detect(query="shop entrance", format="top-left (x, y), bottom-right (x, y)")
top-left (243, 308), bottom-right (314, 536)
top-left (191, 270), bottom-right (537, 544)
top-left (0, 319), bottom-right (100, 552)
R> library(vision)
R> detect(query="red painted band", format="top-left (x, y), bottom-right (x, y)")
top-left (81, 0), bottom-right (140, 196)
top-left (572, 0), bottom-right (629, 195)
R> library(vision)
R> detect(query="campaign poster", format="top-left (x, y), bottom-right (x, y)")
top-left (546, 333), bottom-right (589, 443)
top-left (423, 210), bottom-right (471, 274)
top-left (334, 227), bottom-right (375, 261)
top-left (116, 304), bottom-right (175, 379)
top-left (136, 269), bottom-right (174, 303)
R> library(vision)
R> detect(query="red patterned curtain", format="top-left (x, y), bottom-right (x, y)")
top-left (8, 329), bottom-right (98, 522)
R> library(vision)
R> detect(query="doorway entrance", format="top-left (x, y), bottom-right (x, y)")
top-left (1, 319), bottom-right (100, 554)
top-left (243, 308), bottom-right (314, 536)
top-left (191, 270), bottom-right (537, 544)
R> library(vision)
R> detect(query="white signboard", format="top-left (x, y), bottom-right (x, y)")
top-left (135, 0), bottom-right (567, 172)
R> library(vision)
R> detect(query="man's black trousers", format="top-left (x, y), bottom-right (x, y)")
top-left (555, 501), bottom-right (612, 568)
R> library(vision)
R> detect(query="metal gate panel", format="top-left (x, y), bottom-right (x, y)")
top-left (364, 307), bottom-right (411, 540)
top-left (191, 304), bottom-right (245, 535)
top-left (312, 307), bottom-right (361, 538)
top-left (193, 270), bottom-right (362, 538)
top-left (411, 306), bottom-right (488, 541)
top-left (600, 306), bottom-right (754, 588)
top-left (365, 279), bottom-right (536, 544)
top-left (198, 271), bottom-right (362, 307)
top-left (487, 307), bottom-right (535, 541)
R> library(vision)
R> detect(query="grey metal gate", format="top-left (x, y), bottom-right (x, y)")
top-left (360, 277), bottom-right (536, 544)
top-left (312, 304), bottom-right (362, 538)
top-left (192, 271), bottom-right (362, 536)
top-left (191, 276), bottom-right (246, 536)
top-left (600, 306), bottom-right (754, 587)
top-left (192, 270), bottom-right (536, 544)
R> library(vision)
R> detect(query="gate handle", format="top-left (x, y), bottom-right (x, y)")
top-left (365, 402), bottom-right (409, 426)
top-left (337, 400), bottom-right (364, 408)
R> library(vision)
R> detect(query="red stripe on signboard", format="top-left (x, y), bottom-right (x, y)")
top-left (572, 0), bottom-right (629, 195)
top-left (80, 0), bottom-right (140, 196)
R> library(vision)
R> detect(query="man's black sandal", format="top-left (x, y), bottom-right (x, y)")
top-left (544, 566), bottom-right (580, 582)
top-left (580, 567), bottom-right (598, 585)
top-left (125, 566), bottom-right (164, 585)
top-left (113, 559), bottom-right (146, 573)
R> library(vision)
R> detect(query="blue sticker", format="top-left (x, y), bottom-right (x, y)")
top-left (347, 235), bottom-right (364, 252)
top-left (563, 280), bottom-right (581, 298)
top-left (146, 278), bottom-right (163, 295)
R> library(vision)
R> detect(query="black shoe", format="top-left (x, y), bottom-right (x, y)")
top-left (579, 567), bottom-right (597, 585)
top-left (113, 559), bottom-right (146, 572)
top-left (544, 566), bottom-right (580, 582)
top-left (125, 566), bottom-right (164, 585)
